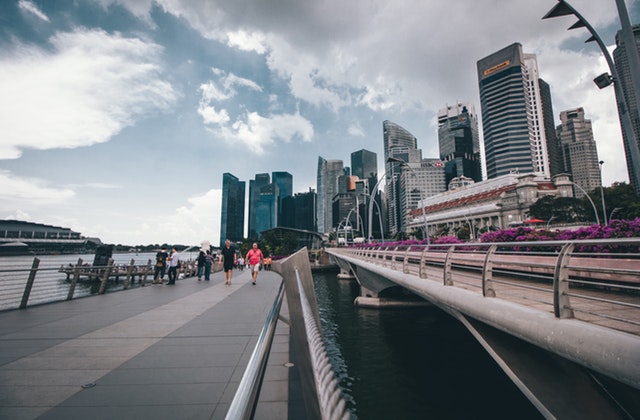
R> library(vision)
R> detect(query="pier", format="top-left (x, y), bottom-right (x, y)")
top-left (0, 269), bottom-right (295, 419)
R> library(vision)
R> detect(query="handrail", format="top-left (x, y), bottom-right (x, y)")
top-left (226, 279), bottom-right (286, 420)
top-left (295, 268), bottom-right (350, 420)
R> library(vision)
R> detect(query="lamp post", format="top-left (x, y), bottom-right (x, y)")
top-left (609, 207), bottom-right (622, 220)
top-left (570, 181), bottom-right (600, 225)
top-left (386, 157), bottom-right (430, 246)
top-left (546, 215), bottom-right (557, 230)
top-left (367, 171), bottom-right (387, 244)
top-left (599, 160), bottom-right (608, 225)
top-left (543, 0), bottom-right (640, 192)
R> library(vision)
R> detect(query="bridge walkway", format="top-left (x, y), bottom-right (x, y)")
top-left (0, 269), bottom-right (293, 420)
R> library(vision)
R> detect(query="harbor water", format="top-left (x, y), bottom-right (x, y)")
top-left (313, 271), bottom-right (542, 419)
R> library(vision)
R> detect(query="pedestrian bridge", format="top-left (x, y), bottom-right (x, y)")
top-left (325, 238), bottom-right (640, 419)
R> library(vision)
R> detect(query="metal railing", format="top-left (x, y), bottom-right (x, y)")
top-left (336, 238), bottom-right (640, 336)
top-left (226, 280), bottom-right (286, 420)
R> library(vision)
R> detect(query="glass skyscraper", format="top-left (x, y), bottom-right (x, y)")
top-left (477, 43), bottom-right (550, 179)
top-left (272, 171), bottom-right (293, 226)
top-left (437, 102), bottom-right (482, 186)
top-left (248, 173), bottom-right (271, 238)
top-left (220, 173), bottom-right (245, 246)
top-left (316, 157), bottom-right (345, 233)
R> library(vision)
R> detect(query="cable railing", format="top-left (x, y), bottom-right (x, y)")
top-left (335, 238), bottom-right (640, 336)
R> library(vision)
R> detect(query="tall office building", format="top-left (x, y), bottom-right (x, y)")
top-left (248, 173), bottom-right (271, 238)
top-left (437, 102), bottom-right (482, 186)
top-left (281, 188), bottom-right (316, 232)
top-left (395, 158), bottom-right (446, 235)
top-left (556, 107), bottom-right (601, 198)
top-left (272, 171), bottom-right (293, 226)
top-left (477, 43), bottom-right (550, 179)
top-left (220, 173), bottom-right (245, 246)
top-left (351, 149), bottom-right (378, 190)
top-left (383, 120), bottom-right (421, 235)
top-left (254, 183), bottom-right (278, 238)
top-left (614, 24), bottom-right (640, 191)
top-left (316, 157), bottom-right (345, 233)
top-left (539, 79), bottom-right (563, 177)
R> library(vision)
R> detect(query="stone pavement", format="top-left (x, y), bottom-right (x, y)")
top-left (0, 268), bottom-right (295, 420)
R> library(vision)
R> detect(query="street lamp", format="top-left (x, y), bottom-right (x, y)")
top-left (386, 157), bottom-right (430, 246)
top-left (543, 0), bottom-right (640, 192)
top-left (569, 181), bottom-right (600, 225)
top-left (546, 215), bottom-right (557, 230)
top-left (367, 171), bottom-right (387, 244)
top-left (599, 160), bottom-right (608, 225)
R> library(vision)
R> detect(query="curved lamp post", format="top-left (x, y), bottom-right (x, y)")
top-left (598, 161), bottom-right (608, 225)
top-left (367, 171), bottom-right (387, 244)
top-left (570, 181), bottom-right (601, 225)
top-left (386, 157), bottom-right (430, 246)
top-left (543, 0), bottom-right (640, 192)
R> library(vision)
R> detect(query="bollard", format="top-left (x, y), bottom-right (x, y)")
top-left (124, 259), bottom-right (135, 290)
top-left (98, 258), bottom-right (114, 294)
top-left (19, 257), bottom-right (40, 309)
top-left (67, 258), bottom-right (83, 300)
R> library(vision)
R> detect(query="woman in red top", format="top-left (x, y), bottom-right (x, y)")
top-left (246, 242), bottom-right (263, 285)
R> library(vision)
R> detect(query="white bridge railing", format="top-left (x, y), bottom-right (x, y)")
top-left (333, 238), bottom-right (640, 337)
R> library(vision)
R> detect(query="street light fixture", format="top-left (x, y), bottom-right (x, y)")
top-left (386, 157), bottom-right (430, 246)
top-left (543, 0), bottom-right (640, 192)
top-left (569, 181), bottom-right (600, 225)
top-left (599, 160), bottom-right (608, 225)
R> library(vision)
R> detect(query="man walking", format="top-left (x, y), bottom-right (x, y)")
top-left (152, 246), bottom-right (168, 284)
top-left (220, 239), bottom-right (237, 285)
top-left (246, 242), bottom-right (263, 285)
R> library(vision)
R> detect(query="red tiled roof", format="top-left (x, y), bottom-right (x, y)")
top-left (410, 185), bottom-right (514, 216)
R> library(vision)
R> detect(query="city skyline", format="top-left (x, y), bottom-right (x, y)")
top-left (1, 1), bottom-right (639, 246)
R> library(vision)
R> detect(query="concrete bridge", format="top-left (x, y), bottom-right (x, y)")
top-left (326, 238), bottom-right (640, 419)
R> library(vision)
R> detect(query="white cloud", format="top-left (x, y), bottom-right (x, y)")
top-left (18, 0), bottom-right (49, 22)
top-left (0, 29), bottom-right (178, 159)
top-left (0, 170), bottom-right (75, 212)
top-left (227, 30), bottom-right (268, 54)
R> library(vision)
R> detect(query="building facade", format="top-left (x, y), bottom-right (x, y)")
top-left (477, 43), bottom-right (550, 179)
top-left (272, 171), bottom-right (293, 227)
top-left (613, 24), bottom-right (640, 191)
top-left (248, 173), bottom-right (271, 238)
top-left (556, 107), bottom-right (601, 198)
top-left (437, 102), bottom-right (482, 186)
top-left (351, 149), bottom-right (378, 191)
top-left (316, 157), bottom-right (346, 234)
top-left (220, 172), bottom-right (246, 246)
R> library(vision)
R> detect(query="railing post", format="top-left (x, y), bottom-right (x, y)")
top-left (124, 259), bottom-right (135, 289)
top-left (481, 245), bottom-right (497, 297)
top-left (98, 258), bottom-right (114, 295)
top-left (391, 246), bottom-right (399, 270)
top-left (141, 259), bottom-right (152, 286)
top-left (554, 243), bottom-right (575, 319)
top-left (443, 246), bottom-right (456, 286)
top-left (403, 246), bottom-right (411, 274)
top-left (419, 246), bottom-right (429, 279)
top-left (67, 258), bottom-right (83, 300)
top-left (19, 257), bottom-right (40, 309)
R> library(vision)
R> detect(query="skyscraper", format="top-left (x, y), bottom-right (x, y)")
top-left (539, 79), bottom-right (563, 177)
top-left (556, 107), bottom-right (601, 198)
top-left (351, 149), bottom-right (378, 190)
top-left (220, 173), bottom-right (245, 246)
top-left (383, 120), bottom-right (421, 235)
top-left (316, 157), bottom-right (345, 233)
top-left (248, 173), bottom-right (270, 238)
top-left (477, 43), bottom-right (550, 179)
top-left (254, 183), bottom-right (278, 238)
top-left (614, 24), bottom-right (640, 191)
top-left (272, 171), bottom-right (293, 226)
top-left (437, 102), bottom-right (482, 186)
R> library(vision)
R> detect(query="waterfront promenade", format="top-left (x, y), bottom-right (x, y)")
top-left (0, 269), bottom-right (294, 420)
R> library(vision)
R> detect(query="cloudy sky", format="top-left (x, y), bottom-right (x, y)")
top-left (1, 0), bottom-right (638, 247)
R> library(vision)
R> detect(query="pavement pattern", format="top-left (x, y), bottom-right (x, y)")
top-left (0, 268), bottom-right (293, 420)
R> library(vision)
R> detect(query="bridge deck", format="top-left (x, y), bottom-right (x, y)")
top-left (0, 270), bottom-right (292, 420)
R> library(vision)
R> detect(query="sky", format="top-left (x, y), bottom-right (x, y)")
top-left (1, 0), bottom-right (639, 247)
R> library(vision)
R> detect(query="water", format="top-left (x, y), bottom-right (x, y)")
top-left (314, 271), bottom-right (542, 420)
top-left (0, 251), bottom-right (199, 311)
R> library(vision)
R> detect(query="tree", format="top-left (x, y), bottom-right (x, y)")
top-left (529, 195), bottom-right (591, 223)
top-left (601, 182), bottom-right (640, 221)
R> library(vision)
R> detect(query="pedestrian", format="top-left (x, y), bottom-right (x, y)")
top-left (220, 239), bottom-right (237, 285)
top-left (153, 246), bottom-right (169, 284)
top-left (204, 250), bottom-right (213, 281)
top-left (264, 256), bottom-right (272, 271)
top-left (196, 250), bottom-right (206, 281)
top-left (167, 247), bottom-right (180, 285)
top-left (237, 256), bottom-right (245, 271)
top-left (246, 242), bottom-right (263, 285)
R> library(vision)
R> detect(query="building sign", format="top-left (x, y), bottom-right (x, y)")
top-left (483, 60), bottom-right (510, 76)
